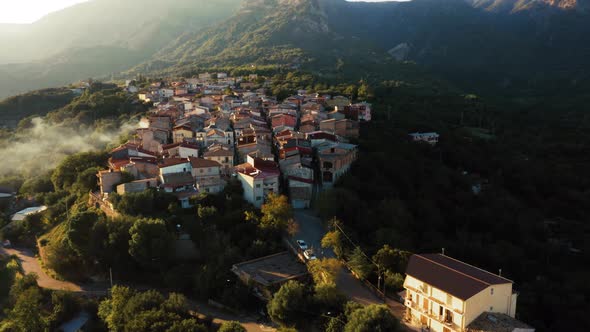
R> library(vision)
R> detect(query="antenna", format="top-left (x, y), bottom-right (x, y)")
top-left (442, 248), bottom-right (445, 256)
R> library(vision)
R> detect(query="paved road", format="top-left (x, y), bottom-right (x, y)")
top-left (0, 246), bottom-right (85, 292)
top-left (0, 246), bottom-right (274, 332)
top-left (293, 210), bottom-right (383, 305)
top-left (293, 210), bottom-right (417, 331)
top-left (189, 300), bottom-right (276, 332)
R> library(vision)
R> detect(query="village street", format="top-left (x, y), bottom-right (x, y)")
top-left (292, 210), bottom-right (384, 305)
top-left (292, 210), bottom-right (414, 330)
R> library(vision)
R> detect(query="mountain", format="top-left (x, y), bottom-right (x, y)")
top-left (2, 0), bottom-right (590, 100)
top-left (0, 0), bottom-right (242, 98)
top-left (129, 0), bottom-right (590, 97)
top-left (131, 0), bottom-right (437, 85)
top-left (469, 0), bottom-right (589, 13)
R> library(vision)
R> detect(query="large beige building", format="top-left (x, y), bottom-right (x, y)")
top-left (403, 254), bottom-right (533, 332)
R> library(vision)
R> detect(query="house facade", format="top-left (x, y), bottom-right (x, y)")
top-left (189, 157), bottom-right (224, 194)
top-left (403, 254), bottom-right (531, 332)
top-left (317, 143), bottom-right (358, 188)
top-left (234, 155), bottom-right (280, 208)
top-left (203, 144), bottom-right (234, 174)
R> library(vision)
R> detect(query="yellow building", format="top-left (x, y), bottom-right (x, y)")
top-left (403, 254), bottom-right (533, 332)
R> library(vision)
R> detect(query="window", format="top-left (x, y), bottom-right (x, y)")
top-left (208, 167), bottom-right (211, 173)
top-left (256, 196), bottom-right (262, 201)
top-left (490, 306), bottom-right (494, 311)
top-left (256, 184), bottom-right (261, 188)
top-left (491, 288), bottom-right (494, 295)
top-left (200, 169), bottom-right (204, 173)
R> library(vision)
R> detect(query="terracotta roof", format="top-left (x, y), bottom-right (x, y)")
top-left (179, 142), bottom-right (200, 150)
top-left (235, 159), bottom-right (280, 178)
top-left (405, 254), bottom-right (512, 300)
top-left (159, 158), bottom-right (190, 168)
top-left (189, 157), bottom-right (221, 168)
top-left (173, 124), bottom-right (193, 131)
top-left (204, 148), bottom-right (233, 157)
top-left (162, 142), bottom-right (182, 150)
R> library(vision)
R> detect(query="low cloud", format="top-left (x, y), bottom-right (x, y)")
top-left (0, 117), bottom-right (137, 177)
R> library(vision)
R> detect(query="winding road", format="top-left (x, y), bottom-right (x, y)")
top-left (0, 246), bottom-right (85, 292)
top-left (0, 246), bottom-right (275, 332)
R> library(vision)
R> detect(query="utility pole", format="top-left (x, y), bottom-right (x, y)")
top-left (109, 267), bottom-right (113, 289)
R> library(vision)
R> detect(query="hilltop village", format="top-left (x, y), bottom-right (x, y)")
top-left (96, 73), bottom-right (369, 211)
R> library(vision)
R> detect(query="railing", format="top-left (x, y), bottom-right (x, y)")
top-left (404, 295), bottom-right (463, 332)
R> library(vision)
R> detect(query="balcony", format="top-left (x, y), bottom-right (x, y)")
top-left (404, 295), bottom-right (463, 332)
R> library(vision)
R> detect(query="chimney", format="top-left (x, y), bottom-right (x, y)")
top-left (499, 269), bottom-right (502, 277)
top-left (441, 248), bottom-right (445, 256)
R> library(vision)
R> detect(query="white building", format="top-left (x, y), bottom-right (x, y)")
top-left (403, 254), bottom-right (533, 332)
top-left (234, 155), bottom-right (280, 208)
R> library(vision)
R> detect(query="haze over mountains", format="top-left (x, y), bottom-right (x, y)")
top-left (0, 0), bottom-right (242, 97)
top-left (1, 0), bottom-right (589, 98)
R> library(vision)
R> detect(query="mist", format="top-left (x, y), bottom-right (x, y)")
top-left (0, 117), bottom-right (136, 177)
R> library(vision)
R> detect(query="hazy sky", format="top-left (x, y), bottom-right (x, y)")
top-left (0, 0), bottom-right (89, 24)
top-left (0, 0), bottom-right (405, 24)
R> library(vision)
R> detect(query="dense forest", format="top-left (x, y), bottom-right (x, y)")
top-left (0, 69), bottom-right (589, 331)
top-left (316, 83), bottom-right (590, 331)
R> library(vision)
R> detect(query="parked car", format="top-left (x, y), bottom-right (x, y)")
top-left (2, 240), bottom-right (11, 248)
top-left (296, 240), bottom-right (308, 251)
top-left (303, 249), bottom-right (317, 260)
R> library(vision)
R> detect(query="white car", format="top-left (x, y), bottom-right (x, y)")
top-left (303, 249), bottom-right (317, 260)
top-left (296, 240), bottom-right (308, 251)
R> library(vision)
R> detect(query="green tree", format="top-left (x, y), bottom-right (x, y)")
top-left (73, 166), bottom-right (102, 194)
top-left (348, 247), bottom-right (373, 280)
top-left (167, 319), bottom-right (207, 332)
top-left (260, 193), bottom-right (292, 231)
top-left (218, 321), bottom-right (247, 332)
top-left (326, 316), bottom-right (345, 332)
top-left (128, 218), bottom-right (173, 268)
top-left (344, 85), bottom-right (357, 100)
top-left (321, 229), bottom-right (345, 258)
top-left (372, 245), bottom-right (412, 273)
top-left (384, 271), bottom-right (405, 292)
top-left (344, 305), bottom-right (399, 332)
top-left (197, 205), bottom-right (218, 221)
top-left (98, 285), bottom-right (136, 331)
top-left (357, 81), bottom-right (373, 101)
top-left (307, 258), bottom-right (341, 285)
top-left (313, 283), bottom-right (347, 313)
top-left (67, 210), bottom-right (102, 256)
top-left (161, 293), bottom-right (189, 315)
top-left (51, 151), bottom-right (107, 191)
top-left (267, 280), bottom-right (309, 326)
top-left (10, 287), bottom-right (47, 332)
